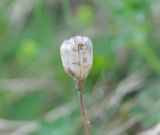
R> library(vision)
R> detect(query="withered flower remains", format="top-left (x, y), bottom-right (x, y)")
top-left (60, 36), bottom-right (93, 81)
top-left (60, 36), bottom-right (93, 135)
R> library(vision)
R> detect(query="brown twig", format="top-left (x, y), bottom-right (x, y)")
top-left (76, 79), bottom-right (91, 135)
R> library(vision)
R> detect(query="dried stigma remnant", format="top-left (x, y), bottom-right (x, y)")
top-left (60, 36), bottom-right (93, 81)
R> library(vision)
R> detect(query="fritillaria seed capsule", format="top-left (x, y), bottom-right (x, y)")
top-left (60, 36), bottom-right (93, 81)
top-left (60, 36), bottom-right (93, 135)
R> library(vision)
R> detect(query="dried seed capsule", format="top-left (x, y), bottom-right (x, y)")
top-left (60, 36), bottom-right (93, 80)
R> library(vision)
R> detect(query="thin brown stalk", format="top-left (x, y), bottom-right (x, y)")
top-left (76, 79), bottom-right (91, 135)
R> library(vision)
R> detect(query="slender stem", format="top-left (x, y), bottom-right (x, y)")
top-left (76, 79), bottom-right (91, 135)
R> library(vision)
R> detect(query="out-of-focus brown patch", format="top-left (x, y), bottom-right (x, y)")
top-left (68, 68), bottom-right (75, 77)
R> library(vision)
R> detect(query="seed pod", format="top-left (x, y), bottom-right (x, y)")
top-left (60, 36), bottom-right (93, 80)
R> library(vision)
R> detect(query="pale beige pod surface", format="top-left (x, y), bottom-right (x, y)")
top-left (60, 36), bottom-right (93, 80)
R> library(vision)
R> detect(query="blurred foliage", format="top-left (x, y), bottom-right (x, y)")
top-left (0, 0), bottom-right (160, 135)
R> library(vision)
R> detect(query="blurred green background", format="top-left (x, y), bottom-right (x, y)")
top-left (1, 0), bottom-right (160, 135)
